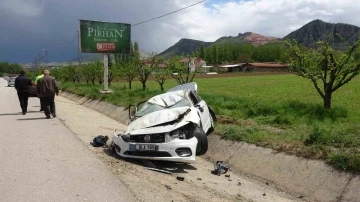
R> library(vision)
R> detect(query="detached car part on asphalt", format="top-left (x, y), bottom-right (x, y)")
top-left (111, 82), bottom-right (216, 163)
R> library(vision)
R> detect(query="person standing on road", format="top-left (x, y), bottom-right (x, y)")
top-left (34, 71), bottom-right (45, 111)
top-left (36, 70), bottom-right (59, 119)
top-left (14, 70), bottom-right (32, 115)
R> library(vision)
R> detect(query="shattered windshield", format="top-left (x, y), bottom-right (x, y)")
top-left (135, 91), bottom-right (191, 117)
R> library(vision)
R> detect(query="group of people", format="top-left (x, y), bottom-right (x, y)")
top-left (14, 70), bottom-right (59, 119)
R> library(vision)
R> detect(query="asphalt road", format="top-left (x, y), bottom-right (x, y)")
top-left (0, 79), bottom-right (136, 202)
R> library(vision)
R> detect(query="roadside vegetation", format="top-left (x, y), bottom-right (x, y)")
top-left (25, 39), bottom-right (360, 171)
top-left (58, 75), bottom-right (360, 171)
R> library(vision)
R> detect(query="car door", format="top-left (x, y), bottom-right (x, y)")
top-left (189, 90), bottom-right (211, 133)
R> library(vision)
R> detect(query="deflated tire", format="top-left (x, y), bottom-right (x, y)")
top-left (194, 127), bottom-right (208, 155)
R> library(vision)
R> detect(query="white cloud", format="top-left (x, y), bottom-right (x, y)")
top-left (0, 0), bottom-right (45, 17)
top-left (153, 0), bottom-right (360, 52)
top-left (2, 0), bottom-right (360, 62)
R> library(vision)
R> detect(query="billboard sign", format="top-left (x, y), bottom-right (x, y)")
top-left (79, 19), bottom-right (131, 54)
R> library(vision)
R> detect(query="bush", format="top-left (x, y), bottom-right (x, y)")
top-left (304, 125), bottom-right (360, 147)
top-left (329, 151), bottom-right (360, 171)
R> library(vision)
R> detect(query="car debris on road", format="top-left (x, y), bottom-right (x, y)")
top-left (110, 82), bottom-right (216, 163)
top-left (90, 135), bottom-right (109, 147)
top-left (144, 167), bottom-right (173, 175)
top-left (213, 161), bottom-right (230, 176)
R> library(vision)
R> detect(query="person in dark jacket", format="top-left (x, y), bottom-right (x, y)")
top-left (36, 70), bottom-right (59, 119)
top-left (15, 70), bottom-right (32, 115)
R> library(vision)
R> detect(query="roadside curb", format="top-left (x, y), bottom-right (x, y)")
top-left (60, 91), bottom-right (130, 124)
top-left (60, 90), bottom-right (360, 202)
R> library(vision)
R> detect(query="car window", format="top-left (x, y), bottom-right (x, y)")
top-left (135, 98), bottom-right (191, 117)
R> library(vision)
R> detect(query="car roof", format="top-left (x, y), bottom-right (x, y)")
top-left (167, 82), bottom-right (198, 93)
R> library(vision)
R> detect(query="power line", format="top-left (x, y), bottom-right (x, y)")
top-left (48, 35), bottom-right (78, 53)
top-left (29, 0), bottom-right (206, 61)
top-left (132, 0), bottom-right (206, 26)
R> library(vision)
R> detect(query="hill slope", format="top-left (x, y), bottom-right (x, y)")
top-left (284, 19), bottom-right (360, 49)
top-left (159, 32), bottom-right (279, 57)
top-left (158, 39), bottom-right (212, 57)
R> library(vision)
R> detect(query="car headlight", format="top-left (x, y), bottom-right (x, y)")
top-left (168, 123), bottom-right (197, 142)
top-left (120, 134), bottom-right (130, 142)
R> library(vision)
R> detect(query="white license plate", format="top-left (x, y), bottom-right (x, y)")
top-left (129, 144), bottom-right (158, 151)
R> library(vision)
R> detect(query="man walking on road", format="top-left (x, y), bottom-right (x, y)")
top-left (34, 71), bottom-right (45, 111)
top-left (36, 70), bottom-right (59, 119)
top-left (15, 70), bottom-right (32, 115)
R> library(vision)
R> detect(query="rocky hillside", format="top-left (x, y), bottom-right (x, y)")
top-left (214, 32), bottom-right (279, 46)
top-left (159, 32), bottom-right (278, 57)
top-left (284, 19), bottom-right (360, 49)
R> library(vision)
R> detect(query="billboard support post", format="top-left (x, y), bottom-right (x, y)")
top-left (78, 19), bottom-right (131, 94)
top-left (102, 54), bottom-right (110, 92)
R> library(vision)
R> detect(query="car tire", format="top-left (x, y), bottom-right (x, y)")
top-left (110, 141), bottom-right (122, 157)
top-left (194, 127), bottom-right (208, 156)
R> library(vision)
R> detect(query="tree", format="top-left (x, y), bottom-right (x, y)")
top-left (107, 54), bottom-right (119, 86)
top-left (0, 62), bottom-right (10, 74)
top-left (134, 42), bottom-right (139, 52)
top-left (169, 56), bottom-right (197, 84)
top-left (9, 63), bottom-right (23, 74)
top-left (153, 58), bottom-right (170, 92)
top-left (94, 60), bottom-right (104, 84)
top-left (285, 38), bottom-right (360, 109)
top-left (129, 42), bottom-right (135, 57)
top-left (119, 58), bottom-right (137, 89)
top-left (137, 57), bottom-right (156, 90)
top-left (213, 45), bottom-right (219, 65)
top-left (63, 62), bottom-right (78, 82)
top-left (81, 62), bottom-right (97, 85)
top-left (237, 54), bottom-right (252, 63)
top-left (200, 43), bottom-right (206, 59)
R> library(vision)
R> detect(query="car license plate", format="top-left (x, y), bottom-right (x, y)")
top-left (129, 144), bottom-right (158, 151)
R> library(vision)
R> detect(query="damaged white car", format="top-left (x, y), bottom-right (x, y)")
top-left (111, 82), bottom-right (216, 163)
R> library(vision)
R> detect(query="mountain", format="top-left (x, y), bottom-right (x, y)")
top-left (284, 19), bottom-right (360, 49)
top-left (159, 20), bottom-right (360, 58)
top-left (158, 32), bottom-right (279, 57)
top-left (158, 39), bottom-right (212, 57)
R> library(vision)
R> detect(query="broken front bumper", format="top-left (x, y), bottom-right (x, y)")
top-left (112, 133), bottom-right (198, 163)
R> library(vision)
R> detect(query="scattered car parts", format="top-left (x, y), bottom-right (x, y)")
top-left (213, 161), bottom-right (229, 176)
top-left (90, 135), bottom-right (109, 147)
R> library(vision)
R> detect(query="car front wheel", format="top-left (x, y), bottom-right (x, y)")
top-left (194, 127), bottom-right (208, 155)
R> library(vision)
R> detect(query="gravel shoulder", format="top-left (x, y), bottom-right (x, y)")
top-left (55, 95), bottom-right (303, 202)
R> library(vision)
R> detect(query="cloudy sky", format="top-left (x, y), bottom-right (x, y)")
top-left (1, 0), bottom-right (360, 63)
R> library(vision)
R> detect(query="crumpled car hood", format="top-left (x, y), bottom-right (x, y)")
top-left (125, 106), bottom-right (199, 134)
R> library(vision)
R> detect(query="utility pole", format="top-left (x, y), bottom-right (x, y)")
top-left (77, 31), bottom-right (82, 66)
top-left (43, 49), bottom-right (48, 67)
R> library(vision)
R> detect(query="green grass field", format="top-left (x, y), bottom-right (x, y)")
top-left (60, 73), bottom-right (360, 171)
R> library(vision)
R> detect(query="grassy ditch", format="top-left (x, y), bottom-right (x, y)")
top-left (60, 74), bottom-right (360, 171)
